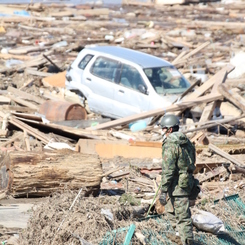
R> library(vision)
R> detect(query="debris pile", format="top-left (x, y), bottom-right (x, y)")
top-left (0, 1), bottom-right (245, 245)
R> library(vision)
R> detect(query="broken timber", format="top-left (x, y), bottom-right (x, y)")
top-left (86, 93), bottom-right (223, 130)
top-left (209, 143), bottom-right (245, 167)
top-left (198, 70), bottom-right (228, 125)
top-left (218, 84), bottom-right (245, 113)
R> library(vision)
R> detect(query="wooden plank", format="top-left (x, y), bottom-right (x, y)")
top-left (50, 11), bottom-right (74, 17)
top-left (24, 130), bottom-right (30, 151)
top-left (0, 129), bottom-right (8, 138)
top-left (7, 86), bottom-right (45, 104)
top-left (0, 132), bottom-right (23, 148)
top-left (94, 144), bottom-right (161, 159)
top-left (173, 78), bottom-right (201, 103)
top-left (122, 0), bottom-right (153, 6)
top-left (7, 95), bottom-right (39, 111)
top-left (182, 114), bottom-right (245, 134)
top-left (197, 166), bottom-right (227, 184)
top-left (110, 171), bottom-right (130, 179)
top-left (202, 181), bottom-right (229, 190)
top-left (0, 16), bottom-right (32, 23)
top-left (199, 102), bottom-right (217, 123)
top-left (0, 56), bottom-right (47, 74)
top-left (25, 69), bottom-right (53, 77)
top-left (209, 143), bottom-right (245, 167)
top-left (0, 95), bottom-right (10, 104)
top-left (19, 79), bottom-right (34, 91)
top-left (102, 167), bottom-right (125, 178)
top-left (218, 84), bottom-right (245, 112)
top-left (8, 46), bottom-right (46, 55)
top-left (192, 20), bottom-right (245, 29)
top-left (0, 53), bottom-right (31, 61)
top-left (75, 139), bottom-right (127, 154)
top-left (183, 64), bottom-right (234, 102)
top-left (129, 177), bottom-right (153, 186)
top-left (1, 105), bottom-right (36, 113)
top-left (76, 8), bottom-right (111, 16)
top-left (86, 93), bottom-right (223, 130)
top-left (199, 71), bottom-right (228, 124)
top-left (155, 0), bottom-right (184, 4)
top-left (173, 41), bottom-right (210, 65)
top-left (195, 161), bottom-right (227, 170)
top-left (129, 140), bottom-right (161, 148)
top-left (14, 117), bottom-right (108, 140)
top-left (11, 112), bottom-right (42, 121)
top-left (8, 117), bottom-right (52, 144)
top-left (172, 50), bottom-right (188, 64)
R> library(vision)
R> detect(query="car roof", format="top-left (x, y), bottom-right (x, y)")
top-left (85, 45), bottom-right (172, 68)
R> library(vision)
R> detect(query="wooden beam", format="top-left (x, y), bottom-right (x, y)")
top-left (7, 86), bottom-right (45, 104)
top-left (1, 105), bottom-right (36, 113)
top-left (25, 69), bottom-right (53, 77)
top-left (173, 41), bottom-right (210, 65)
top-left (198, 70), bottom-right (228, 125)
top-left (24, 130), bottom-right (30, 151)
top-left (8, 117), bottom-right (52, 144)
top-left (19, 79), bottom-right (35, 91)
top-left (182, 114), bottom-right (245, 134)
top-left (209, 143), bottom-right (245, 167)
top-left (0, 132), bottom-right (23, 148)
top-left (16, 117), bottom-right (108, 140)
top-left (86, 93), bottom-right (223, 130)
top-left (218, 84), bottom-right (245, 112)
top-left (7, 95), bottom-right (39, 111)
top-left (182, 64), bottom-right (234, 102)
top-left (197, 166), bottom-right (227, 184)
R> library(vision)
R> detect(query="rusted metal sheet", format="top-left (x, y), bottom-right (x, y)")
top-left (39, 101), bottom-right (87, 121)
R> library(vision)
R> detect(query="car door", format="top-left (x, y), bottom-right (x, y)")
top-left (113, 63), bottom-right (150, 118)
top-left (85, 56), bottom-right (120, 118)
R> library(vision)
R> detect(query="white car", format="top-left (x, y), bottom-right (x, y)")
top-left (65, 45), bottom-right (191, 122)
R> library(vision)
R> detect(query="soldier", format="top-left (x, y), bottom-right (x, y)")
top-left (159, 114), bottom-right (199, 245)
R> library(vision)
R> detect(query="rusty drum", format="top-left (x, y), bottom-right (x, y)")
top-left (39, 100), bottom-right (87, 121)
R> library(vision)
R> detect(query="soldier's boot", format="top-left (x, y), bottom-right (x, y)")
top-left (182, 238), bottom-right (194, 245)
top-left (183, 238), bottom-right (202, 245)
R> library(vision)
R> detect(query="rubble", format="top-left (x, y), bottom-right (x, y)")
top-left (0, 1), bottom-right (245, 244)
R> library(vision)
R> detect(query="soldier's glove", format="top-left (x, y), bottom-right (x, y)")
top-left (159, 191), bottom-right (167, 206)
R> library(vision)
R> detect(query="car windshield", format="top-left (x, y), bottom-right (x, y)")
top-left (144, 66), bottom-right (191, 95)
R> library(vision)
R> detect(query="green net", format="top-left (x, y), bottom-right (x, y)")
top-left (194, 194), bottom-right (245, 245)
top-left (100, 194), bottom-right (245, 245)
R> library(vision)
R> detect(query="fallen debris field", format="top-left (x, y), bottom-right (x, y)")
top-left (0, 1), bottom-right (245, 244)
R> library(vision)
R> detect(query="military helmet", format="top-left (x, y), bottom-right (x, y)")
top-left (160, 114), bottom-right (180, 128)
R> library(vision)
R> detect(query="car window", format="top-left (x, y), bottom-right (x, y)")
top-left (119, 64), bottom-right (146, 92)
top-left (78, 54), bottom-right (94, 70)
top-left (90, 56), bottom-right (119, 82)
top-left (144, 66), bottom-right (190, 95)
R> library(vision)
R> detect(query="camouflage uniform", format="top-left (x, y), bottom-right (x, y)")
top-left (161, 131), bottom-right (196, 245)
